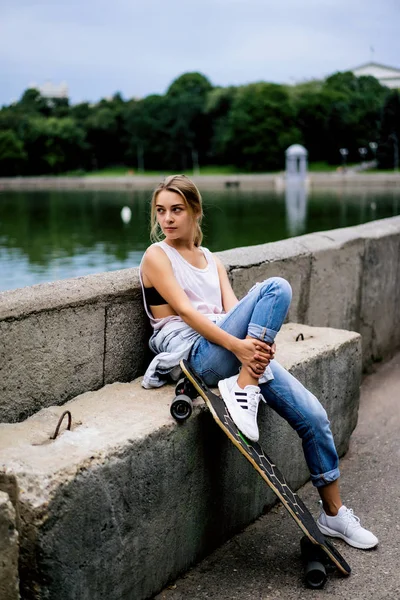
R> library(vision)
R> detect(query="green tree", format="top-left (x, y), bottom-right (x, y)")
top-left (85, 98), bottom-right (127, 169)
top-left (325, 72), bottom-right (388, 163)
top-left (19, 88), bottom-right (51, 116)
top-left (0, 130), bottom-right (27, 175)
top-left (224, 82), bottom-right (301, 171)
top-left (166, 72), bottom-right (213, 170)
top-left (297, 72), bottom-right (388, 164)
top-left (378, 90), bottom-right (400, 169)
top-left (205, 86), bottom-right (238, 165)
top-left (124, 95), bottom-right (176, 171)
top-left (22, 117), bottom-right (87, 174)
top-left (167, 72), bottom-right (213, 98)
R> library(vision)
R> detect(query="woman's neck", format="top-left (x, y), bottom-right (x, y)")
top-left (164, 238), bottom-right (197, 252)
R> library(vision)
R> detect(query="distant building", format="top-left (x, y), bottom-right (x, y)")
top-left (350, 62), bottom-right (400, 89)
top-left (30, 81), bottom-right (69, 99)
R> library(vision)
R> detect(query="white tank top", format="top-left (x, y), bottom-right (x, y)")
top-left (139, 241), bottom-right (223, 330)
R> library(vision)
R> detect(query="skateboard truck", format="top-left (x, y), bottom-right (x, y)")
top-left (170, 377), bottom-right (197, 421)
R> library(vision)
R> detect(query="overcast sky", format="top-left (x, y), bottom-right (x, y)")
top-left (1, 0), bottom-right (399, 106)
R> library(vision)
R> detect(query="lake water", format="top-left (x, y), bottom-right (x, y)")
top-left (1, 187), bottom-right (399, 292)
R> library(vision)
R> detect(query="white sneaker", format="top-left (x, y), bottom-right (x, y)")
top-left (317, 505), bottom-right (379, 549)
top-left (218, 374), bottom-right (265, 442)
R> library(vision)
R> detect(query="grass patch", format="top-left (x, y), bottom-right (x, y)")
top-left (86, 165), bottom-right (243, 177)
top-left (308, 162), bottom-right (340, 172)
top-left (61, 165), bottom-right (278, 177)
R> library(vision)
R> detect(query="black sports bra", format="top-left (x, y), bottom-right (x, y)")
top-left (144, 286), bottom-right (168, 306)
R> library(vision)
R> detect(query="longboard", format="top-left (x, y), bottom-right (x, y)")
top-left (178, 359), bottom-right (351, 578)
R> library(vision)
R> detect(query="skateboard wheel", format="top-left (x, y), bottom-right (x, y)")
top-left (170, 394), bottom-right (193, 421)
top-left (304, 560), bottom-right (327, 589)
top-left (300, 537), bottom-right (327, 589)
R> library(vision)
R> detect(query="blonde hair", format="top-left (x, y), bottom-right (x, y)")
top-left (150, 175), bottom-right (204, 246)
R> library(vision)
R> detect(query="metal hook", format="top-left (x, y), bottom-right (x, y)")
top-left (51, 411), bottom-right (72, 440)
top-left (296, 333), bottom-right (304, 341)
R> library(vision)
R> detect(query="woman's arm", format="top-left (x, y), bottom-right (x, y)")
top-left (214, 256), bottom-right (238, 312)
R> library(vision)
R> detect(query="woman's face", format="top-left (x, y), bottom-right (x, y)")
top-left (155, 189), bottom-right (197, 242)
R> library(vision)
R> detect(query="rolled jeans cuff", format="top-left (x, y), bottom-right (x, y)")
top-left (310, 467), bottom-right (341, 488)
top-left (248, 323), bottom-right (278, 344)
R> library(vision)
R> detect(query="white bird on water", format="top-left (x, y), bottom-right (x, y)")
top-left (121, 206), bottom-right (132, 224)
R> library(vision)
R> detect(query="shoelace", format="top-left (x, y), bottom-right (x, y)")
top-left (318, 502), bottom-right (361, 529)
top-left (342, 508), bottom-right (361, 528)
top-left (246, 389), bottom-right (266, 416)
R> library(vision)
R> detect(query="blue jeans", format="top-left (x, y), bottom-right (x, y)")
top-left (189, 277), bottom-right (340, 488)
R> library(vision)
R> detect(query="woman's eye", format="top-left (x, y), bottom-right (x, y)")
top-left (157, 208), bottom-right (164, 213)
top-left (173, 208), bottom-right (182, 213)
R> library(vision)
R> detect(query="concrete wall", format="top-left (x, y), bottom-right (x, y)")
top-left (0, 324), bottom-right (361, 600)
top-left (0, 491), bottom-right (20, 600)
top-left (0, 270), bottom-right (152, 423)
top-left (1, 216), bottom-right (399, 424)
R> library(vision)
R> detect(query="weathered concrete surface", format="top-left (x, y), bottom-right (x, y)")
top-left (0, 269), bottom-right (149, 423)
top-left (300, 230), bottom-right (365, 331)
top-left (104, 300), bottom-right (151, 384)
top-left (0, 305), bottom-right (105, 422)
top-left (0, 324), bottom-right (360, 600)
top-left (0, 491), bottom-right (20, 600)
top-left (0, 266), bottom-right (139, 320)
top-left (358, 219), bottom-right (400, 367)
top-left (222, 238), bottom-right (311, 324)
top-left (154, 351), bottom-right (400, 600)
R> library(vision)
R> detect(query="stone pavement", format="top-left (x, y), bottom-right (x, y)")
top-left (154, 352), bottom-right (400, 600)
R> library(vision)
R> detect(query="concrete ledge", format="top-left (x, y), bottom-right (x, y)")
top-left (0, 324), bottom-right (361, 600)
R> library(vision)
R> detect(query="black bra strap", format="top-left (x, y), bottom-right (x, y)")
top-left (144, 286), bottom-right (168, 306)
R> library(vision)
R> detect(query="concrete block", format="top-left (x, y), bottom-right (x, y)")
top-left (218, 238), bottom-right (312, 323)
top-left (0, 267), bottom-right (140, 321)
top-left (0, 491), bottom-right (19, 600)
top-left (0, 306), bottom-right (105, 423)
top-left (298, 230), bottom-right (364, 332)
top-left (357, 222), bottom-right (400, 365)
top-left (104, 297), bottom-right (151, 385)
top-left (275, 324), bottom-right (361, 461)
top-left (0, 324), bottom-right (361, 600)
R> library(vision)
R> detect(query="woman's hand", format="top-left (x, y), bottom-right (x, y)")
top-left (232, 338), bottom-right (276, 378)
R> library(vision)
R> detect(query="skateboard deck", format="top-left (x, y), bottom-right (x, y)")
top-left (179, 359), bottom-right (351, 577)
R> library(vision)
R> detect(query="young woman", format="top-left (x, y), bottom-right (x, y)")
top-left (140, 174), bottom-right (378, 550)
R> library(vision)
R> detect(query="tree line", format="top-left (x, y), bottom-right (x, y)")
top-left (0, 71), bottom-right (399, 176)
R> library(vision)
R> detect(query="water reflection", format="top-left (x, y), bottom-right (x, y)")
top-left (121, 206), bottom-right (132, 224)
top-left (285, 182), bottom-right (308, 236)
top-left (1, 187), bottom-right (400, 291)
